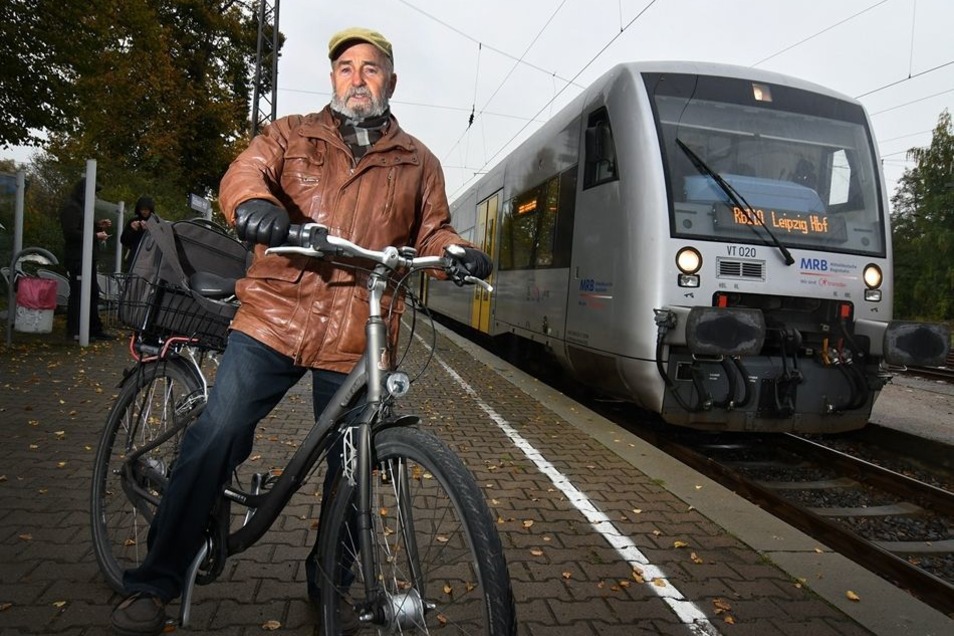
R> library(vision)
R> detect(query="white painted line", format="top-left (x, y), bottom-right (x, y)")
top-left (419, 337), bottom-right (720, 635)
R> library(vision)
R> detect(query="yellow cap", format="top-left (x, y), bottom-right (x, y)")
top-left (328, 27), bottom-right (393, 62)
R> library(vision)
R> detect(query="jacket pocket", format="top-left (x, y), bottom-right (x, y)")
top-left (281, 143), bottom-right (325, 188)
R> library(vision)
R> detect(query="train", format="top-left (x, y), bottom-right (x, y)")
top-left (425, 61), bottom-right (949, 433)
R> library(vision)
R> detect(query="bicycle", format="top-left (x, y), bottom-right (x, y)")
top-left (90, 223), bottom-right (516, 634)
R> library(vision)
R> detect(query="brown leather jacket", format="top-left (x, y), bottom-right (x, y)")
top-left (219, 106), bottom-right (470, 372)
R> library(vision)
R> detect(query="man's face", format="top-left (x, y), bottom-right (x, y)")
top-left (330, 42), bottom-right (396, 120)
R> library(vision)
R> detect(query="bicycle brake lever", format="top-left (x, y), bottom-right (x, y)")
top-left (465, 276), bottom-right (494, 293)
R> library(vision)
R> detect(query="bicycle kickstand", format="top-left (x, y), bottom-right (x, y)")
top-left (179, 539), bottom-right (211, 627)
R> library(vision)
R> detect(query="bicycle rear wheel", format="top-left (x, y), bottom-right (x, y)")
top-left (316, 426), bottom-right (515, 635)
top-left (89, 358), bottom-right (205, 592)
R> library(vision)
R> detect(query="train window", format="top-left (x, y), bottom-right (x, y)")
top-left (499, 167), bottom-right (576, 271)
top-left (648, 73), bottom-right (886, 257)
top-left (583, 108), bottom-right (618, 189)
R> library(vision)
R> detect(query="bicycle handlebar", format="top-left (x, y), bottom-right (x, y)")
top-left (266, 223), bottom-right (494, 292)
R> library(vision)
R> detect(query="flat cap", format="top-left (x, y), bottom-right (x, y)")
top-left (328, 27), bottom-right (393, 62)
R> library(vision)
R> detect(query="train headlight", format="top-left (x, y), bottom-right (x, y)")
top-left (863, 264), bottom-right (883, 302)
top-left (676, 247), bottom-right (702, 288)
top-left (863, 264), bottom-right (882, 289)
top-left (676, 247), bottom-right (702, 274)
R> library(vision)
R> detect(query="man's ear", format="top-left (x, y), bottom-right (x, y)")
top-left (388, 73), bottom-right (397, 98)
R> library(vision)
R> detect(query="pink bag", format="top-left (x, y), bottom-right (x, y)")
top-left (16, 278), bottom-right (58, 310)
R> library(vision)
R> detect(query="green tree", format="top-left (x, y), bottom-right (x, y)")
top-left (3, 1), bottom-right (269, 204)
top-left (44, 0), bottom-right (263, 198)
top-left (0, 2), bottom-right (94, 147)
top-left (890, 110), bottom-right (954, 320)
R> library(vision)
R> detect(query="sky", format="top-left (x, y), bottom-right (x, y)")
top-left (5, 0), bottom-right (953, 208)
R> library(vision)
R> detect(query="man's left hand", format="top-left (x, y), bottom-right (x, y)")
top-left (453, 246), bottom-right (493, 280)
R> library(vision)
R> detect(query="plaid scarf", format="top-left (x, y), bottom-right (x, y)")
top-left (334, 109), bottom-right (390, 160)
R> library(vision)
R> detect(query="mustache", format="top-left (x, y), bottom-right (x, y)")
top-left (346, 86), bottom-right (372, 99)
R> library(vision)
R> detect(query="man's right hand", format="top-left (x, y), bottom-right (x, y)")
top-left (234, 199), bottom-right (290, 247)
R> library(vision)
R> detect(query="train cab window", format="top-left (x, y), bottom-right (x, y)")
top-left (583, 108), bottom-right (618, 189)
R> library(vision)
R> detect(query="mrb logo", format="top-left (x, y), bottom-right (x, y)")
top-left (800, 257), bottom-right (828, 271)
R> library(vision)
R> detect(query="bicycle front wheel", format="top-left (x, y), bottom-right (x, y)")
top-left (316, 426), bottom-right (515, 635)
top-left (89, 358), bottom-right (205, 592)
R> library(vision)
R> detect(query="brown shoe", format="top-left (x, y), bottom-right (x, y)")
top-left (110, 592), bottom-right (167, 635)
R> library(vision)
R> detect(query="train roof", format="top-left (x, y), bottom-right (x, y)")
top-left (603, 60), bottom-right (859, 105)
top-left (448, 60), bottom-right (863, 207)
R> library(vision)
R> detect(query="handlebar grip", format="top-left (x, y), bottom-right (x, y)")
top-left (286, 224), bottom-right (306, 247)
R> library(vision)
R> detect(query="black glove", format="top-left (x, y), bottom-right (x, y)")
top-left (452, 246), bottom-right (493, 280)
top-left (234, 199), bottom-right (290, 247)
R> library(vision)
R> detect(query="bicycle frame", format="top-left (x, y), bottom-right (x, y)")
top-left (116, 224), bottom-right (493, 628)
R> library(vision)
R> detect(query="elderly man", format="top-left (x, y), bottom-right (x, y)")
top-left (110, 26), bottom-right (491, 635)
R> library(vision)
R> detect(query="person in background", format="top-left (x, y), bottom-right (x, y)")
top-left (120, 196), bottom-right (155, 270)
top-left (58, 177), bottom-right (115, 341)
top-left (109, 26), bottom-right (492, 635)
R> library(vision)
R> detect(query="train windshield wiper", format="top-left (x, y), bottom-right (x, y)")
top-left (676, 138), bottom-right (795, 266)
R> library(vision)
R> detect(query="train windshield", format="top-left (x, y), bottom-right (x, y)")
top-left (647, 72), bottom-right (885, 256)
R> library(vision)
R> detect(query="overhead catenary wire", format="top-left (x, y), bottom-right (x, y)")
top-left (448, 0), bottom-right (661, 199)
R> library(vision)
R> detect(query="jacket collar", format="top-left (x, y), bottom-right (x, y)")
top-left (298, 106), bottom-right (416, 156)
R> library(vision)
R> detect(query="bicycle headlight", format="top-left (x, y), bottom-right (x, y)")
top-left (386, 372), bottom-right (411, 398)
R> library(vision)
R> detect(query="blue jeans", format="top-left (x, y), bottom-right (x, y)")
top-left (123, 331), bottom-right (346, 602)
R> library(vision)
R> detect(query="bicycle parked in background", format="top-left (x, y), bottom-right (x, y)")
top-left (89, 221), bottom-right (516, 634)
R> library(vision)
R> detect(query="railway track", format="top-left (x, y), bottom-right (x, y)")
top-left (641, 425), bottom-right (954, 616)
top-left (906, 350), bottom-right (954, 381)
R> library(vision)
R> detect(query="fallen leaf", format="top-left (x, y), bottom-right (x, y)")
top-left (713, 598), bottom-right (732, 614)
top-left (652, 578), bottom-right (666, 588)
top-left (631, 568), bottom-right (645, 584)
top-left (690, 552), bottom-right (704, 564)
top-left (724, 615), bottom-right (736, 624)
top-left (443, 584), bottom-right (453, 596)
top-left (562, 571), bottom-right (572, 580)
top-left (262, 619), bottom-right (281, 630)
top-left (0, 602), bottom-right (12, 611)
top-left (673, 540), bottom-right (689, 549)
top-left (19, 534), bottom-right (32, 541)
top-left (52, 601), bottom-right (67, 608)
top-left (846, 590), bottom-right (861, 602)
top-left (530, 548), bottom-right (544, 557)
top-left (522, 519), bottom-right (534, 529)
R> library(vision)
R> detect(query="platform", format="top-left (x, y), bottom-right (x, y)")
top-left (0, 322), bottom-right (951, 635)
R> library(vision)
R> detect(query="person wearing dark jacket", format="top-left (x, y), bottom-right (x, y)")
top-left (110, 27), bottom-right (492, 635)
top-left (120, 196), bottom-right (155, 270)
top-left (58, 177), bottom-right (114, 341)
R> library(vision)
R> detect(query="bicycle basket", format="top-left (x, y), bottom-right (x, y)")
top-left (118, 274), bottom-right (235, 350)
top-left (118, 217), bottom-right (248, 350)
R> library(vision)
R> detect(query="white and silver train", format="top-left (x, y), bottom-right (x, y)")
top-left (426, 61), bottom-right (948, 433)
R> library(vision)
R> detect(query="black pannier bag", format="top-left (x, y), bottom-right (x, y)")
top-left (119, 216), bottom-right (249, 350)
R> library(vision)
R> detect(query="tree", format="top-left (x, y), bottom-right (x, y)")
top-left (0, 2), bottom-right (96, 147)
top-left (44, 1), bottom-right (263, 197)
top-left (3, 1), bottom-right (268, 202)
top-left (890, 110), bottom-right (954, 320)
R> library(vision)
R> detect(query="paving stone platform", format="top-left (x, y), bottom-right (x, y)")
top-left (1, 319), bottom-right (951, 635)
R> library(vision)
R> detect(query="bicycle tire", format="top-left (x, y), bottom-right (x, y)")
top-left (89, 358), bottom-right (205, 592)
top-left (316, 426), bottom-right (516, 635)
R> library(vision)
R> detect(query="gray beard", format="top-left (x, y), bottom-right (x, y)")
top-left (331, 92), bottom-right (389, 121)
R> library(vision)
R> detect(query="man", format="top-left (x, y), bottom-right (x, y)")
top-left (59, 177), bottom-right (115, 341)
top-left (110, 27), bottom-right (491, 635)
top-left (120, 196), bottom-right (155, 271)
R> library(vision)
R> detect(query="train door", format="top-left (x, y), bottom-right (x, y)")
top-left (470, 192), bottom-right (499, 332)
top-left (565, 107), bottom-right (622, 365)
